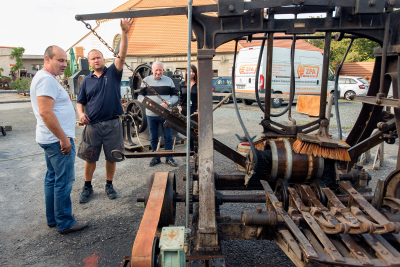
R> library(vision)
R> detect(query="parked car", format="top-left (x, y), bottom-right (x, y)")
top-left (212, 76), bottom-right (233, 104)
top-left (338, 76), bottom-right (369, 101)
top-left (120, 79), bottom-right (131, 99)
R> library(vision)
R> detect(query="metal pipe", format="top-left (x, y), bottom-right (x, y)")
top-left (334, 38), bottom-right (354, 140)
top-left (264, 13), bottom-right (274, 120)
top-left (379, 12), bottom-right (391, 94)
top-left (288, 34), bottom-right (297, 125)
top-left (185, 0), bottom-right (193, 230)
top-left (319, 12), bottom-right (332, 119)
top-left (191, 35), bottom-right (360, 42)
top-left (137, 193), bottom-right (374, 204)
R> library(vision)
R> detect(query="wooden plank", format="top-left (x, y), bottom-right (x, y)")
top-left (362, 234), bottom-right (400, 266)
top-left (303, 229), bottom-right (325, 254)
top-left (260, 180), bottom-right (319, 260)
top-left (131, 172), bottom-right (168, 266)
top-left (279, 229), bottom-right (302, 260)
top-left (288, 187), bottom-right (345, 263)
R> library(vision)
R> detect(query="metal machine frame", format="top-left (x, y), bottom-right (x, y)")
top-left (77, 1), bottom-right (400, 266)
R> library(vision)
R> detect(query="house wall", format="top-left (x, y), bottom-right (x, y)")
top-left (120, 52), bottom-right (236, 80)
top-left (22, 58), bottom-right (44, 75)
top-left (0, 47), bottom-right (15, 78)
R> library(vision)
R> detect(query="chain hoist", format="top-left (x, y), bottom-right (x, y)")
top-left (80, 20), bottom-right (198, 134)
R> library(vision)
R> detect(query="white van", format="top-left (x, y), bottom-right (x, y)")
top-left (235, 47), bottom-right (336, 108)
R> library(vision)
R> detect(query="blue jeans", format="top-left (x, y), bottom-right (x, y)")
top-left (38, 138), bottom-right (76, 231)
top-left (147, 116), bottom-right (173, 160)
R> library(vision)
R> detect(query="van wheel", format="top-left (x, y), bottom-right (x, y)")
top-left (243, 100), bottom-right (254, 105)
top-left (271, 97), bottom-right (282, 108)
top-left (344, 91), bottom-right (355, 101)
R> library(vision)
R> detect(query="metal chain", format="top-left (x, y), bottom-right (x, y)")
top-left (81, 20), bottom-right (198, 134)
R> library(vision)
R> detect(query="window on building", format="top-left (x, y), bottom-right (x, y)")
top-left (213, 70), bottom-right (218, 77)
top-left (32, 64), bottom-right (43, 71)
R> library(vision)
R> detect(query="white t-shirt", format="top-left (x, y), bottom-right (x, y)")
top-left (30, 70), bottom-right (76, 144)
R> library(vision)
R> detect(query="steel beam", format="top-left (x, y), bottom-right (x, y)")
top-left (196, 49), bottom-right (218, 250)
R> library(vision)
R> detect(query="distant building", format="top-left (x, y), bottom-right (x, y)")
top-left (0, 47), bottom-right (16, 78)
top-left (0, 46), bottom-right (45, 78)
top-left (339, 62), bottom-right (374, 81)
top-left (22, 55), bottom-right (45, 76)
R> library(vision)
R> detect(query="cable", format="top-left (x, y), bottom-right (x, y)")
top-left (334, 38), bottom-right (354, 140)
top-left (254, 34), bottom-right (294, 117)
top-left (127, 114), bottom-right (150, 152)
top-left (231, 40), bottom-right (258, 179)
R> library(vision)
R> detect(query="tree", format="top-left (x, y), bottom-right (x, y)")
top-left (303, 33), bottom-right (378, 70)
top-left (63, 61), bottom-right (80, 80)
top-left (10, 47), bottom-right (25, 71)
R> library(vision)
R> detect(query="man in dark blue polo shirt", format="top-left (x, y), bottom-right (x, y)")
top-left (76, 18), bottom-right (133, 203)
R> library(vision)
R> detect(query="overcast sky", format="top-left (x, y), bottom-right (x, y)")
top-left (1, 1), bottom-right (324, 55)
top-left (1, 0), bottom-right (127, 55)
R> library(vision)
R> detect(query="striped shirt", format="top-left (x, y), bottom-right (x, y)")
top-left (138, 75), bottom-right (178, 117)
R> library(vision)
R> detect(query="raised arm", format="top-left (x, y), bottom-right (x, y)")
top-left (115, 18), bottom-right (134, 72)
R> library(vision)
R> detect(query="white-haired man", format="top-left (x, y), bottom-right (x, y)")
top-left (138, 61), bottom-right (178, 167)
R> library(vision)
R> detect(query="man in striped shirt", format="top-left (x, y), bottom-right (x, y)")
top-left (138, 61), bottom-right (179, 167)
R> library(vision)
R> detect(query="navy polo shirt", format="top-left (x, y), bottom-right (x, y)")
top-left (77, 63), bottom-right (124, 124)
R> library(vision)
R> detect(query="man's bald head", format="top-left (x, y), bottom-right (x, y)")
top-left (44, 45), bottom-right (63, 60)
top-left (44, 46), bottom-right (67, 76)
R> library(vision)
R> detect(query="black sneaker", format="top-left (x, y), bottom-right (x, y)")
top-left (105, 184), bottom-right (117, 199)
top-left (149, 158), bottom-right (161, 167)
top-left (166, 159), bottom-right (178, 167)
top-left (79, 186), bottom-right (93, 203)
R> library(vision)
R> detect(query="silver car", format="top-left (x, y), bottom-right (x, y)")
top-left (339, 76), bottom-right (370, 101)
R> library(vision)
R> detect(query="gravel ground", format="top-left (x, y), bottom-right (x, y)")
top-left (0, 96), bottom-right (398, 267)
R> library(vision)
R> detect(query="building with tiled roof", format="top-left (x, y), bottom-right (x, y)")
top-left (68, 0), bottom-right (322, 79)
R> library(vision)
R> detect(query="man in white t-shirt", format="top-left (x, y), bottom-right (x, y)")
top-left (30, 45), bottom-right (88, 234)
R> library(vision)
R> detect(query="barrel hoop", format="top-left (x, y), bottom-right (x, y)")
top-left (283, 139), bottom-right (292, 180)
top-left (269, 141), bottom-right (278, 180)
top-left (306, 155), bottom-right (314, 181)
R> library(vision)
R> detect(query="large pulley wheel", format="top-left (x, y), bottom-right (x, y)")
top-left (151, 237), bottom-right (160, 267)
top-left (384, 170), bottom-right (400, 199)
top-left (125, 100), bottom-right (147, 135)
top-left (274, 178), bottom-right (290, 210)
top-left (145, 172), bottom-right (176, 226)
top-left (130, 63), bottom-right (152, 99)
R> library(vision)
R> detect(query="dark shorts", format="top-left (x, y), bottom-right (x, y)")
top-left (77, 117), bottom-right (125, 162)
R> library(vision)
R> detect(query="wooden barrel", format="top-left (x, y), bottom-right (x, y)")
top-left (265, 139), bottom-right (324, 183)
top-left (236, 142), bottom-right (250, 172)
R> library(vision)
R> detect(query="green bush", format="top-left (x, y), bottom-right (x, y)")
top-left (10, 77), bottom-right (32, 91)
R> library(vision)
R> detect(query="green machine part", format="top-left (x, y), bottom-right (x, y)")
top-left (159, 226), bottom-right (186, 267)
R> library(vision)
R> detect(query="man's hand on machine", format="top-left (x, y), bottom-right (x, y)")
top-left (160, 102), bottom-right (168, 108)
